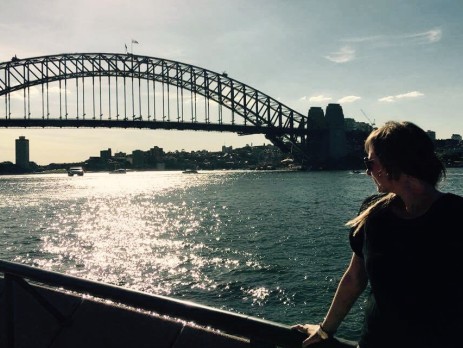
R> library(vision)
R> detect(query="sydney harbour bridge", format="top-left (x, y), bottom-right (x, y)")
top-left (0, 53), bottom-right (350, 166)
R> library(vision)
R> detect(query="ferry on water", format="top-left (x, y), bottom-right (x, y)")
top-left (110, 168), bottom-right (127, 174)
top-left (67, 166), bottom-right (84, 176)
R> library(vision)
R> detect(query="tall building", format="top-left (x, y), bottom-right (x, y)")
top-left (426, 130), bottom-right (436, 141)
top-left (132, 150), bottom-right (145, 168)
top-left (15, 136), bottom-right (30, 169)
top-left (100, 148), bottom-right (112, 161)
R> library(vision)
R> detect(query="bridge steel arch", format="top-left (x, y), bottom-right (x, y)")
top-left (0, 53), bottom-right (310, 162)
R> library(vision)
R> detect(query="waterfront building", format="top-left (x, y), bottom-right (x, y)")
top-left (344, 118), bottom-right (356, 131)
top-left (222, 145), bottom-right (233, 154)
top-left (426, 130), bottom-right (436, 141)
top-left (15, 136), bottom-right (29, 169)
top-left (86, 156), bottom-right (104, 170)
top-left (345, 118), bottom-right (373, 133)
top-left (132, 150), bottom-right (145, 168)
top-left (100, 148), bottom-right (112, 161)
top-left (147, 146), bottom-right (164, 162)
top-left (113, 152), bottom-right (127, 161)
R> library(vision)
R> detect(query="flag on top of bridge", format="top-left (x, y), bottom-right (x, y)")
top-left (132, 39), bottom-right (139, 44)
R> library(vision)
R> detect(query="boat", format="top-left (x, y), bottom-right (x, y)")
top-left (110, 168), bottom-right (127, 174)
top-left (67, 166), bottom-right (84, 176)
top-left (182, 169), bottom-right (198, 174)
top-left (0, 260), bottom-right (357, 348)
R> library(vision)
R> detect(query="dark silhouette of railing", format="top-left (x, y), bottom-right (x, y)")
top-left (0, 53), bottom-right (310, 162)
top-left (0, 260), bottom-right (357, 348)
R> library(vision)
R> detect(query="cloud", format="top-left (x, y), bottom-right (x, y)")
top-left (303, 95), bottom-right (360, 104)
top-left (325, 46), bottom-right (355, 63)
top-left (308, 95), bottom-right (332, 104)
top-left (342, 28), bottom-right (442, 48)
top-left (378, 91), bottom-right (424, 103)
top-left (10, 86), bottom-right (70, 101)
top-left (337, 95), bottom-right (361, 104)
top-left (407, 28), bottom-right (442, 44)
top-left (342, 35), bottom-right (383, 43)
top-left (10, 87), bottom-right (41, 100)
top-left (396, 91), bottom-right (424, 99)
top-left (378, 96), bottom-right (396, 103)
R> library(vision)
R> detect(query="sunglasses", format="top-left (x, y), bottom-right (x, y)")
top-left (363, 157), bottom-right (375, 171)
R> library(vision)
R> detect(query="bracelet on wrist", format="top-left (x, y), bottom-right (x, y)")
top-left (316, 323), bottom-right (335, 340)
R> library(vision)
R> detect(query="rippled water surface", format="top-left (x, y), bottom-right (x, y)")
top-left (1, 169), bottom-right (462, 339)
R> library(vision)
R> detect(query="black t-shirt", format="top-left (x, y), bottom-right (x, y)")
top-left (350, 193), bottom-right (463, 348)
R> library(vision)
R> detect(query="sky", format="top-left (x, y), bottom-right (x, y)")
top-left (1, 0), bottom-right (463, 165)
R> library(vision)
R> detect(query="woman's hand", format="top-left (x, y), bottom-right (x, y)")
top-left (291, 323), bottom-right (323, 347)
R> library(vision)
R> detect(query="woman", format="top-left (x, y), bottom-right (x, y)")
top-left (293, 121), bottom-right (463, 348)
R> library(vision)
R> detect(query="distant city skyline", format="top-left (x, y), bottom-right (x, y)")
top-left (4, 117), bottom-right (460, 166)
top-left (2, 0), bottom-right (463, 164)
top-left (1, 129), bottom-right (271, 165)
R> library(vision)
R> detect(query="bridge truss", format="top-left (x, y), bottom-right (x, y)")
top-left (0, 53), bottom-right (310, 162)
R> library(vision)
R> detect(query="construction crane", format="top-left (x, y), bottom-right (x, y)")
top-left (360, 109), bottom-right (376, 128)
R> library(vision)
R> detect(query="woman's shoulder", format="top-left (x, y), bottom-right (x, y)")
top-left (432, 192), bottom-right (463, 223)
top-left (439, 192), bottom-right (463, 207)
top-left (359, 193), bottom-right (388, 212)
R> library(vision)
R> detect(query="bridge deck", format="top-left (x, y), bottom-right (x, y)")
top-left (0, 118), bottom-right (286, 135)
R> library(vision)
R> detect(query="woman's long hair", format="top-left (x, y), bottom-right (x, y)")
top-left (346, 121), bottom-right (446, 235)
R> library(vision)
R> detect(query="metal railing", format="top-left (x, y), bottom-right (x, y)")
top-left (0, 259), bottom-right (356, 348)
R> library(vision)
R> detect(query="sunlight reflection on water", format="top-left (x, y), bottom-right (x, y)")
top-left (1, 168), bottom-right (462, 339)
top-left (31, 171), bottom-right (238, 295)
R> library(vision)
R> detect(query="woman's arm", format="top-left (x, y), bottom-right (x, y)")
top-left (293, 253), bottom-right (368, 347)
top-left (321, 253), bottom-right (368, 333)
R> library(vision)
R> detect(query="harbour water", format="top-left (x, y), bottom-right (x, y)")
top-left (1, 168), bottom-right (462, 340)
